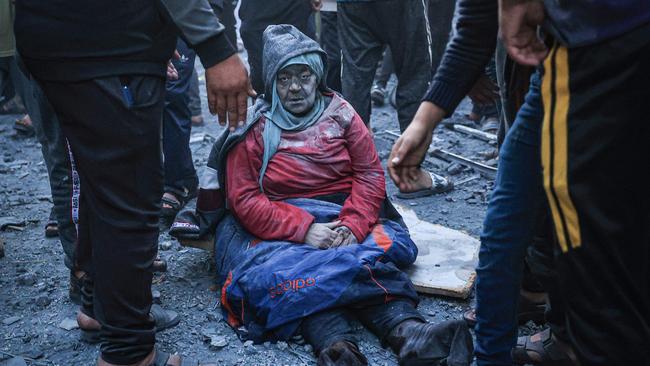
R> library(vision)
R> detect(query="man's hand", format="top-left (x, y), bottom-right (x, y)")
top-left (205, 54), bottom-right (257, 131)
top-left (499, 0), bottom-right (547, 66)
top-left (468, 74), bottom-right (499, 105)
top-left (388, 102), bottom-right (444, 192)
top-left (330, 226), bottom-right (358, 248)
top-left (311, 0), bottom-right (322, 11)
top-left (166, 50), bottom-right (181, 80)
top-left (166, 61), bottom-right (178, 80)
top-left (304, 221), bottom-right (340, 249)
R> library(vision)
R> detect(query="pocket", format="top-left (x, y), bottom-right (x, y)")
top-left (94, 75), bottom-right (164, 111)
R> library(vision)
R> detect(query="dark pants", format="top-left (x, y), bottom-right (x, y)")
top-left (300, 299), bottom-right (423, 354)
top-left (525, 208), bottom-right (568, 343)
top-left (38, 75), bottom-right (165, 364)
top-left (338, 0), bottom-right (434, 130)
top-left (19, 65), bottom-right (78, 271)
top-left (475, 71), bottom-right (543, 366)
top-left (163, 39), bottom-right (198, 195)
top-left (320, 11), bottom-right (342, 93)
top-left (541, 24), bottom-right (650, 364)
top-left (188, 69), bottom-right (202, 117)
top-left (239, 0), bottom-right (314, 94)
top-left (375, 48), bottom-right (394, 89)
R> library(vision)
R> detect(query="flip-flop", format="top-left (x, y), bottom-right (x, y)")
top-left (396, 171), bottom-right (453, 199)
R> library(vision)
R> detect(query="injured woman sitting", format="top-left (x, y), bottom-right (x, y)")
top-left (181, 25), bottom-right (472, 366)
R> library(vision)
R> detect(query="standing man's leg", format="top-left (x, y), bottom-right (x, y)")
top-left (475, 71), bottom-right (544, 365)
top-left (338, 2), bottom-right (383, 126)
top-left (541, 26), bottom-right (650, 364)
top-left (162, 39), bottom-right (198, 218)
top-left (426, 0), bottom-right (455, 74)
top-left (385, 0), bottom-right (435, 132)
top-left (239, 0), bottom-right (314, 95)
top-left (188, 69), bottom-right (203, 126)
top-left (39, 75), bottom-right (165, 365)
top-left (20, 66), bottom-right (80, 301)
top-left (320, 10), bottom-right (342, 93)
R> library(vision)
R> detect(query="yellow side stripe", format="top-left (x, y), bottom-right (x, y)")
top-left (552, 46), bottom-right (582, 249)
top-left (541, 44), bottom-right (569, 253)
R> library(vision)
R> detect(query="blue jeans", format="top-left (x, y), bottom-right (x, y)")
top-left (163, 39), bottom-right (198, 195)
top-left (474, 71), bottom-right (544, 365)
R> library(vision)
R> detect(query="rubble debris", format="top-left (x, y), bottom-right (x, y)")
top-left (0, 239), bottom-right (4, 258)
top-left (152, 289), bottom-right (162, 304)
top-left (35, 295), bottom-right (51, 308)
top-left (3, 357), bottom-right (28, 366)
top-left (17, 273), bottom-right (37, 286)
top-left (0, 217), bottom-right (26, 231)
top-left (430, 148), bottom-right (497, 179)
top-left (209, 335), bottom-right (228, 350)
top-left (58, 318), bottom-right (79, 331)
top-left (449, 124), bottom-right (497, 143)
top-left (3, 316), bottom-right (21, 325)
top-left (160, 241), bottom-right (173, 251)
top-left (446, 163), bottom-right (464, 175)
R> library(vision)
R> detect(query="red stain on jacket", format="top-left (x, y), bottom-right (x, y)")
top-left (226, 93), bottom-right (385, 243)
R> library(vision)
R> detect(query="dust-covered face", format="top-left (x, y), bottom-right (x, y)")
top-left (276, 64), bottom-right (318, 115)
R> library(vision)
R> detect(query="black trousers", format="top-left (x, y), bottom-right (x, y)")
top-left (320, 11), bottom-right (342, 93)
top-left (338, 0), bottom-right (453, 130)
top-left (38, 75), bottom-right (165, 365)
top-left (239, 0), bottom-right (314, 94)
top-left (300, 299), bottom-right (424, 354)
top-left (541, 23), bottom-right (650, 365)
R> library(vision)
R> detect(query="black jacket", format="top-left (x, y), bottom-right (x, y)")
top-left (422, 0), bottom-right (498, 116)
top-left (14, 0), bottom-right (235, 82)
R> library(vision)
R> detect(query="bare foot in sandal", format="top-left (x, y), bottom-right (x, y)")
top-left (396, 169), bottom-right (453, 199)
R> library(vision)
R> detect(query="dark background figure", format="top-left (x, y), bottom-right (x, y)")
top-left (337, 0), bottom-right (455, 131)
top-left (370, 47), bottom-right (393, 106)
top-left (239, 0), bottom-right (315, 94)
top-left (161, 39), bottom-right (199, 218)
top-left (316, 0), bottom-right (342, 92)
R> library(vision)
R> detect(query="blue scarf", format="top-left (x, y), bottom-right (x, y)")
top-left (259, 53), bottom-right (325, 190)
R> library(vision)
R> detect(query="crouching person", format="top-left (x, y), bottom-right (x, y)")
top-left (176, 25), bottom-right (473, 366)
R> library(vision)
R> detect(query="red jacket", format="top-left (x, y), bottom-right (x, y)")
top-left (226, 94), bottom-right (385, 243)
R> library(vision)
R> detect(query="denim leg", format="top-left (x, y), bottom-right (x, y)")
top-left (163, 39), bottom-right (198, 194)
top-left (474, 71), bottom-right (544, 365)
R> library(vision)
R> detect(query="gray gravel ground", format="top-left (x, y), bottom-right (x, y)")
top-left (0, 69), bottom-right (543, 365)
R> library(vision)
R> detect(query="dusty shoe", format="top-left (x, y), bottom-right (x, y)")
top-left (318, 341), bottom-right (368, 366)
top-left (371, 85), bottom-right (386, 106)
top-left (386, 319), bottom-right (473, 366)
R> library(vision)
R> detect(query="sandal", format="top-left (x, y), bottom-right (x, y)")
top-left (161, 188), bottom-right (196, 219)
top-left (396, 171), bottom-right (453, 199)
top-left (14, 115), bottom-right (35, 136)
top-left (149, 350), bottom-right (217, 366)
top-left (511, 328), bottom-right (576, 365)
top-left (463, 294), bottom-right (546, 328)
top-left (45, 208), bottom-right (59, 238)
top-left (81, 304), bottom-right (181, 344)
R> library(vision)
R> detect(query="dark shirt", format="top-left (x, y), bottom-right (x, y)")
top-left (421, 0), bottom-right (498, 116)
top-left (14, 0), bottom-right (235, 82)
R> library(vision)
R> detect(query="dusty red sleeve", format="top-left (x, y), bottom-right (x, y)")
top-left (226, 124), bottom-right (315, 242)
top-left (338, 113), bottom-right (386, 241)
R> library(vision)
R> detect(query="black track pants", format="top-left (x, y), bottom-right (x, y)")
top-left (540, 23), bottom-right (650, 365)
